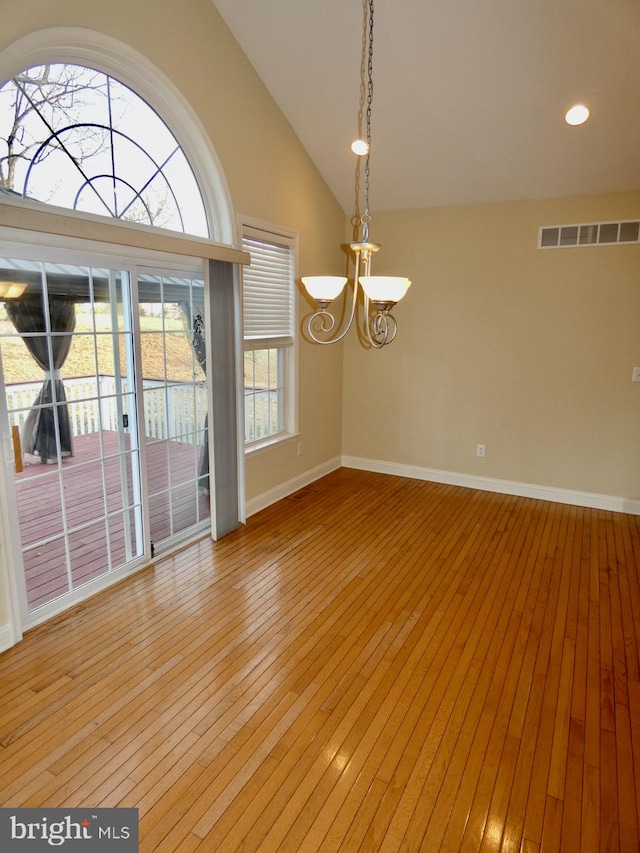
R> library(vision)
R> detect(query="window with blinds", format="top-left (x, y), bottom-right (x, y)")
top-left (241, 223), bottom-right (297, 447)
top-left (242, 227), bottom-right (295, 348)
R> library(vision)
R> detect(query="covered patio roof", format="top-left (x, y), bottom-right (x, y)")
top-left (0, 257), bottom-right (204, 303)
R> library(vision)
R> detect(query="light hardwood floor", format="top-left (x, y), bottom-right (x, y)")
top-left (1, 468), bottom-right (639, 851)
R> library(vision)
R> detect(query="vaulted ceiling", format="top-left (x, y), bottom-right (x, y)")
top-left (212, 0), bottom-right (640, 213)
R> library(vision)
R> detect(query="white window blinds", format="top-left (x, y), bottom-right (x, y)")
top-left (242, 226), bottom-right (296, 349)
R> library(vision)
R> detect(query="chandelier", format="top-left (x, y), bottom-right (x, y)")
top-left (301, 0), bottom-right (411, 348)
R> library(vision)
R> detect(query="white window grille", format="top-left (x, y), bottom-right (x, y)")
top-left (0, 63), bottom-right (209, 237)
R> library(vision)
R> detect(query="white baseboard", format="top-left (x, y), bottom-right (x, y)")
top-left (0, 622), bottom-right (17, 654)
top-left (342, 455), bottom-right (640, 515)
top-left (246, 456), bottom-right (342, 517)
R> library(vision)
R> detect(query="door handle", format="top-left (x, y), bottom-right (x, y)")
top-left (11, 426), bottom-right (23, 473)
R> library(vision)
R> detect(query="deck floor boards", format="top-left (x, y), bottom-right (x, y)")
top-left (13, 430), bottom-right (208, 610)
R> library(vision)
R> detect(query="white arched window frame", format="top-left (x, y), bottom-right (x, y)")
top-left (0, 27), bottom-right (236, 245)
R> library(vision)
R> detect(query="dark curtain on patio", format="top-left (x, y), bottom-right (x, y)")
top-left (180, 298), bottom-right (209, 492)
top-left (6, 296), bottom-right (76, 463)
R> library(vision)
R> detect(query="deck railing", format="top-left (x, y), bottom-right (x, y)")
top-left (5, 376), bottom-right (207, 445)
top-left (5, 376), bottom-right (274, 445)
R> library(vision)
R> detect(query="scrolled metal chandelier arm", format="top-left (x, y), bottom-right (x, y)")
top-left (305, 249), bottom-right (362, 345)
top-left (363, 295), bottom-right (398, 349)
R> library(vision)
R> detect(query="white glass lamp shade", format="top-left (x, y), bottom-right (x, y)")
top-left (301, 276), bottom-right (348, 302)
top-left (359, 276), bottom-right (411, 303)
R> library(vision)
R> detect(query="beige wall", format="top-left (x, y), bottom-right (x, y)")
top-left (0, 0), bottom-right (345, 628)
top-left (343, 191), bottom-right (640, 499)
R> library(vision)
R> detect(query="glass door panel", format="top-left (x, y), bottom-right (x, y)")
top-left (138, 272), bottom-right (209, 551)
top-left (0, 258), bottom-right (144, 616)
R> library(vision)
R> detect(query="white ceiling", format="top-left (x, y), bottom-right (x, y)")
top-left (212, 0), bottom-right (640, 213)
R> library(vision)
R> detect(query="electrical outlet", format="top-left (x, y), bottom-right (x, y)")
top-left (632, 367), bottom-right (640, 383)
top-left (476, 444), bottom-right (486, 458)
top-left (297, 442), bottom-right (304, 457)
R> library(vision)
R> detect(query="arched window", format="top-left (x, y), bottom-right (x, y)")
top-left (0, 63), bottom-right (209, 237)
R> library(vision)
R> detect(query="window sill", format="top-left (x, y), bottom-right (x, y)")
top-left (244, 431), bottom-right (300, 456)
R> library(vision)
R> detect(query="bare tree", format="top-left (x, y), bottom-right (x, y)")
top-left (0, 64), bottom-right (109, 192)
top-left (0, 62), bottom-right (194, 233)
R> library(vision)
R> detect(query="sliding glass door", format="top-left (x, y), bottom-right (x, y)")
top-left (0, 252), bottom-right (209, 623)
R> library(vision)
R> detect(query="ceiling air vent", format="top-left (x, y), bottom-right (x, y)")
top-left (539, 220), bottom-right (640, 249)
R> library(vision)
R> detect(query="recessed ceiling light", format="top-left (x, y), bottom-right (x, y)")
top-left (351, 139), bottom-right (369, 156)
top-left (565, 104), bottom-right (590, 126)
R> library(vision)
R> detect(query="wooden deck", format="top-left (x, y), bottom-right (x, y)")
top-left (13, 430), bottom-right (209, 611)
top-left (0, 468), bottom-right (639, 851)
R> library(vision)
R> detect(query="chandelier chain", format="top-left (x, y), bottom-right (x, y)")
top-left (357, 0), bottom-right (367, 142)
top-left (363, 0), bottom-right (374, 232)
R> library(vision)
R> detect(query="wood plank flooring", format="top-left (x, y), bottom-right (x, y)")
top-left (0, 468), bottom-right (639, 851)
